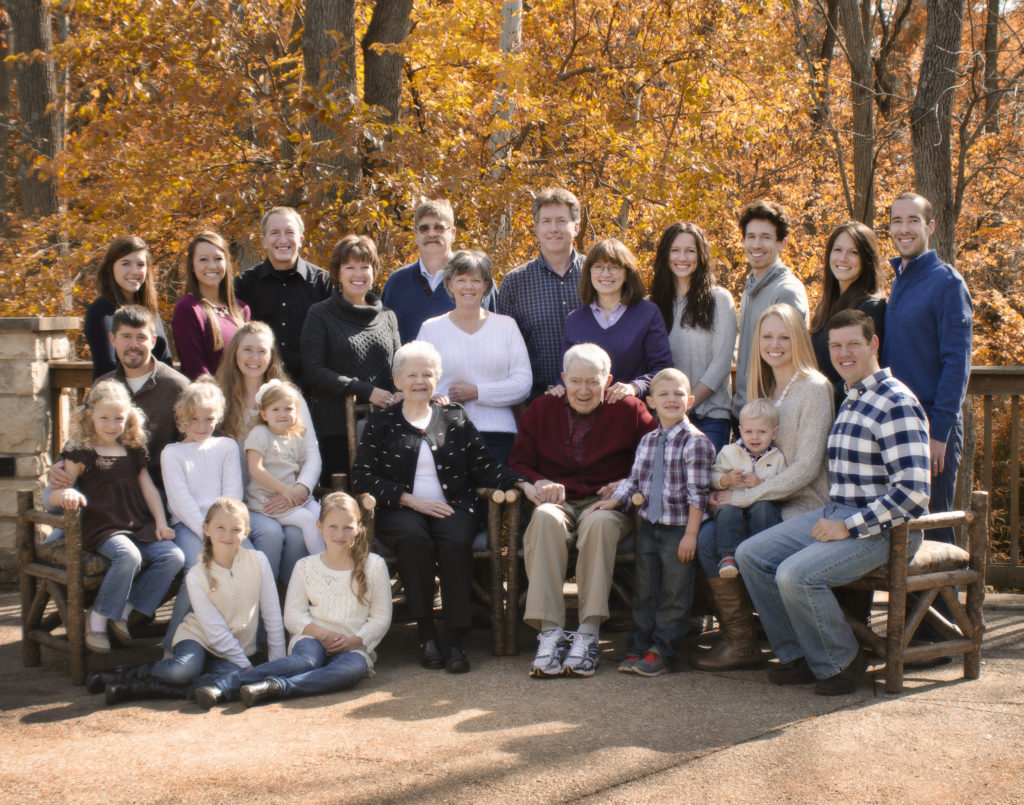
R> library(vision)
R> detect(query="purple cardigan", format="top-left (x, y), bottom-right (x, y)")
top-left (560, 299), bottom-right (673, 396)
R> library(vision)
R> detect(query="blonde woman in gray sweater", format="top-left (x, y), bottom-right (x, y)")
top-left (693, 303), bottom-right (832, 671)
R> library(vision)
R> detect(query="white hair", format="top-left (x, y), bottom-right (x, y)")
top-left (563, 343), bottom-right (611, 378)
top-left (392, 340), bottom-right (442, 377)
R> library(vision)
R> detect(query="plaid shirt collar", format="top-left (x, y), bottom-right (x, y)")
top-left (844, 367), bottom-right (890, 401)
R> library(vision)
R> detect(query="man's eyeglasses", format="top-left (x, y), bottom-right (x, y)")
top-left (417, 223), bottom-right (451, 234)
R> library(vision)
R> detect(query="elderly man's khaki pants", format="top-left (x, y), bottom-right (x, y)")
top-left (523, 496), bottom-right (632, 630)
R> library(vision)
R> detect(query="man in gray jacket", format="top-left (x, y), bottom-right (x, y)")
top-left (732, 200), bottom-right (809, 418)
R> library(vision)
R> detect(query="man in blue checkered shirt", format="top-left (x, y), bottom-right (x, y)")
top-left (497, 188), bottom-right (585, 400)
top-left (736, 309), bottom-right (930, 696)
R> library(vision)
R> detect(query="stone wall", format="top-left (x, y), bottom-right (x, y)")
top-left (0, 318), bottom-right (80, 581)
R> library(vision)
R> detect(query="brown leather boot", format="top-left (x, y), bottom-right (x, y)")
top-left (690, 577), bottom-right (765, 670)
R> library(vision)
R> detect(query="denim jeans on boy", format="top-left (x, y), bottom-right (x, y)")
top-left (696, 499), bottom-right (781, 580)
top-left (735, 503), bottom-right (923, 679)
top-left (628, 520), bottom-right (696, 665)
top-left (713, 500), bottom-right (782, 563)
top-left (94, 535), bottom-right (184, 621)
top-left (212, 638), bottom-right (368, 700)
top-left (150, 638), bottom-right (243, 686)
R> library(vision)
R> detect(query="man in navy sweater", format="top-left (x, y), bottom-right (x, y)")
top-left (381, 199), bottom-right (494, 343)
top-left (882, 192), bottom-right (973, 544)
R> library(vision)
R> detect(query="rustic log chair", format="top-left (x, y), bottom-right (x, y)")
top-left (331, 395), bottom-right (520, 656)
top-left (837, 490), bottom-right (989, 693)
top-left (17, 489), bottom-right (180, 685)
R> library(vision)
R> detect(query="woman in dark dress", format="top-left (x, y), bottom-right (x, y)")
top-left (809, 221), bottom-right (886, 408)
top-left (301, 235), bottom-right (401, 485)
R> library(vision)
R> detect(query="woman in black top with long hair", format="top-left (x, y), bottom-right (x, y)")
top-left (809, 221), bottom-right (886, 408)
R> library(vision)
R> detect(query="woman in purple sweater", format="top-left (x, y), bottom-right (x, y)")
top-left (172, 232), bottom-right (251, 380)
top-left (559, 238), bottom-right (673, 402)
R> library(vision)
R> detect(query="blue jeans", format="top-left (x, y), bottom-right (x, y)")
top-left (94, 535), bottom-right (184, 621)
top-left (150, 638), bottom-right (243, 686)
top-left (697, 502), bottom-right (780, 580)
top-left (249, 511), bottom-right (307, 585)
top-left (690, 415), bottom-right (731, 456)
top-left (929, 418), bottom-right (962, 545)
top-left (628, 521), bottom-right (696, 664)
top-left (735, 504), bottom-right (923, 679)
top-left (212, 638), bottom-right (368, 700)
top-left (713, 501), bottom-right (782, 562)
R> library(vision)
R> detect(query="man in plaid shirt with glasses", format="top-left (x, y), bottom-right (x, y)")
top-left (736, 309), bottom-right (931, 696)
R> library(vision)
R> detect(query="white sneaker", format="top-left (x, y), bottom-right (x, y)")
top-left (531, 628), bottom-right (569, 678)
top-left (563, 631), bottom-right (600, 677)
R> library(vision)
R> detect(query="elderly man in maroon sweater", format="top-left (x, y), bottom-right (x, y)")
top-left (511, 343), bottom-right (657, 678)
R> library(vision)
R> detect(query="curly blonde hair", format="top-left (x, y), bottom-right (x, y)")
top-left (174, 376), bottom-right (226, 436)
top-left (319, 492), bottom-right (370, 605)
top-left (67, 380), bottom-right (149, 452)
top-left (216, 321), bottom-right (289, 440)
top-left (200, 497), bottom-right (250, 593)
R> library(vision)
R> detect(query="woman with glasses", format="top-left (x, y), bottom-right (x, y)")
top-left (557, 238), bottom-right (673, 402)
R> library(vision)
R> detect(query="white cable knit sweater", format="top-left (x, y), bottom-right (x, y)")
top-left (284, 552), bottom-right (393, 672)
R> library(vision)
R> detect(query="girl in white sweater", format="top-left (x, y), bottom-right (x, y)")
top-left (194, 491), bottom-right (392, 709)
top-left (160, 377), bottom-right (244, 650)
top-left (91, 498), bottom-right (286, 704)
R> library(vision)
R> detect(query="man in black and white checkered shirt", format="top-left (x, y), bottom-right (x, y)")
top-left (736, 308), bottom-right (931, 696)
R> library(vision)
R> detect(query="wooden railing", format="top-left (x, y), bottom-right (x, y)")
top-left (46, 360), bottom-right (1024, 588)
top-left (967, 367), bottom-right (1023, 588)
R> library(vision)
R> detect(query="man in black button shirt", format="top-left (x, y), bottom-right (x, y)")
top-left (234, 206), bottom-right (331, 390)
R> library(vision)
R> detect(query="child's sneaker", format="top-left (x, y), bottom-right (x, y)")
top-left (617, 653), bottom-right (642, 673)
top-left (563, 631), bottom-right (600, 677)
top-left (531, 627), bottom-right (570, 678)
top-left (632, 650), bottom-right (668, 677)
top-left (718, 555), bottom-right (739, 578)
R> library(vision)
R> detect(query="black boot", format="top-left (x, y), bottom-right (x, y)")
top-left (239, 678), bottom-right (284, 708)
top-left (104, 677), bottom-right (188, 706)
top-left (86, 662), bottom-right (154, 695)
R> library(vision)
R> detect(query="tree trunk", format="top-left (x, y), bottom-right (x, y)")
top-left (303, 0), bottom-right (356, 144)
top-left (490, 2), bottom-right (522, 165)
top-left (8, 0), bottom-right (60, 218)
top-left (983, 0), bottom-right (1000, 132)
top-left (303, 0), bottom-right (359, 199)
top-left (0, 12), bottom-right (11, 234)
top-left (362, 0), bottom-right (413, 125)
top-left (909, 0), bottom-right (965, 265)
top-left (837, 0), bottom-right (875, 225)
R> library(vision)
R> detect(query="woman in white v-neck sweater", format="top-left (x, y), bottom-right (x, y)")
top-left (417, 251), bottom-right (530, 463)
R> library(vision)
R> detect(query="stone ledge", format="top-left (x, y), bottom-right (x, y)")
top-left (0, 317), bottom-right (80, 333)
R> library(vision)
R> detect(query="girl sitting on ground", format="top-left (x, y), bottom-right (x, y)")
top-left (193, 491), bottom-right (392, 708)
top-left (52, 380), bottom-right (183, 654)
top-left (245, 379), bottom-right (323, 554)
top-left (89, 497), bottom-right (285, 704)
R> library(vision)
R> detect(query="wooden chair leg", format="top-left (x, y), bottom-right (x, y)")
top-left (505, 501), bottom-right (522, 656)
top-left (17, 491), bottom-right (42, 668)
top-left (487, 497), bottom-right (505, 656)
top-left (65, 511), bottom-right (88, 686)
top-left (964, 491), bottom-right (989, 680)
top-left (884, 523), bottom-right (910, 694)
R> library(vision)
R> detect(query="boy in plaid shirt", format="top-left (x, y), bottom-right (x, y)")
top-left (596, 368), bottom-right (715, 675)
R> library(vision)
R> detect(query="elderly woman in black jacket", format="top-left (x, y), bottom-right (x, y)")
top-left (301, 235), bottom-right (400, 485)
top-left (352, 341), bottom-right (534, 674)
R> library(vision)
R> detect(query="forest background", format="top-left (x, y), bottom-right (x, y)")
top-left (2, 0), bottom-right (1023, 550)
